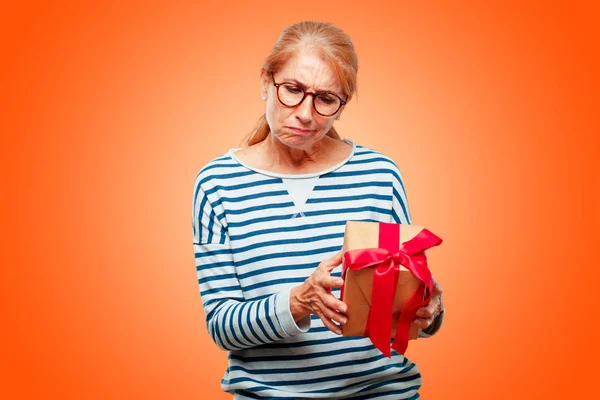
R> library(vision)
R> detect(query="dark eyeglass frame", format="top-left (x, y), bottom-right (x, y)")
top-left (271, 71), bottom-right (348, 117)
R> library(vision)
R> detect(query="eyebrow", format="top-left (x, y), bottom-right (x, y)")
top-left (281, 77), bottom-right (339, 96)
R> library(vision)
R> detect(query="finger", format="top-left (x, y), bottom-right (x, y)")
top-left (413, 316), bottom-right (435, 329)
top-left (316, 311), bottom-right (343, 335)
top-left (412, 318), bottom-right (426, 329)
top-left (427, 299), bottom-right (439, 314)
top-left (328, 249), bottom-right (344, 262)
top-left (432, 277), bottom-right (443, 294)
top-left (322, 293), bottom-right (347, 314)
top-left (321, 305), bottom-right (347, 326)
top-left (420, 291), bottom-right (442, 315)
top-left (413, 317), bottom-right (433, 330)
top-left (321, 250), bottom-right (343, 270)
top-left (314, 300), bottom-right (345, 322)
top-left (321, 275), bottom-right (345, 289)
top-left (425, 295), bottom-right (442, 315)
top-left (416, 307), bottom-right (431, 319)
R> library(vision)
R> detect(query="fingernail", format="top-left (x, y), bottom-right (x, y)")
top-left (340, 305), bottom-right (347, 313)
top-left (341, 317), bottom-right (347, 324)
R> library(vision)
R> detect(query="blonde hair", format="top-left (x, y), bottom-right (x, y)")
top-left (243, 21), bottom-right (359, 146)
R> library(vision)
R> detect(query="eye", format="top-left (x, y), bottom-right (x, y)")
top-left (283, 84), bottom-right (303, 94)
top-left (317, 95), bottom-right (336, 104)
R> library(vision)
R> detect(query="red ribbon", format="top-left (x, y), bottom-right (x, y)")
top-left (342, 222), bottom-right (442, 357)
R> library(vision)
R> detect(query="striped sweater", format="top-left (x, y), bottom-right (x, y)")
top-left (192, 139), bottom-right (443, 399)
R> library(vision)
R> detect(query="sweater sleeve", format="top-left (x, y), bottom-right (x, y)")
top-left (390, 162), bottom-right (412, 225)
top-left (192, 177), bottom-right (310, 351)
top-left (389, 162), bottom-right (445, 339)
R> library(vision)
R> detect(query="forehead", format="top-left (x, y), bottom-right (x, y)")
top-left (278, 51), bottom-right (341, 93)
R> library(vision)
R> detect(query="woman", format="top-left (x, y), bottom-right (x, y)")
top-left (192, 21), bottom-right (444, 399)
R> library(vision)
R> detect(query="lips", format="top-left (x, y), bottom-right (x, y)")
top-left (287, 126), bottom-right (314, 134)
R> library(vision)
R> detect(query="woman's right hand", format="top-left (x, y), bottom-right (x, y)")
top-left (289, 250), bottom-right (348, 335)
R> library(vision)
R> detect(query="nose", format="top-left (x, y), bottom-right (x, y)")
top-left (295, 94), bottom-right (314, 122)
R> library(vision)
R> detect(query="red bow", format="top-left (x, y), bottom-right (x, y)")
top-left (342, 223), bottom-right (442, 357)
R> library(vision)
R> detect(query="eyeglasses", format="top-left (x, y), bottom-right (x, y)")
top-left (271, 71), bottom-right (347, 117)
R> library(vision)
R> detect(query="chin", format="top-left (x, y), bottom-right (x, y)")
top-left (279, 135), bottom-right (312, 149)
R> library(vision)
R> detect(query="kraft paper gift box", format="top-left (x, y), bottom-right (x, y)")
top-left (340, 221), bottom-right (442, 357)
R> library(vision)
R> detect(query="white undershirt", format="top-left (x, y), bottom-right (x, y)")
top-left (280, 177), bottom-right (320, 217)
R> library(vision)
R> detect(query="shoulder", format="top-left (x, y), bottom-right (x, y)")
top-left (193, 150), bottom-right (243, 189)
top-left (195, 150), bottom-right (235, 178)
top-left (350, 142), bottom-right (403, 175)
top-left (348, 142), bottom-right (408, 193)
top-left (192, 151), bottom-right (237, 203)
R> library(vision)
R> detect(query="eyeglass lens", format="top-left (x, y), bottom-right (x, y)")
top-left (278, 83), bottom-right (341, 115)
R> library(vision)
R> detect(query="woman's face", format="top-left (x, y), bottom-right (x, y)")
top-left (261, 50), bottom-right (345, 151)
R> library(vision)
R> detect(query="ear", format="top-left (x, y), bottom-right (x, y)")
top-left (260, 69), bottom-right (270, 99)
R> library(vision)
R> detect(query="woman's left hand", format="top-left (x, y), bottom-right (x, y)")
top-left (412, 276), bottom-right (444, 331)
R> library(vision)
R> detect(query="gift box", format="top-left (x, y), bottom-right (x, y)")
top-left (340, 221), bottom-right (442, 357)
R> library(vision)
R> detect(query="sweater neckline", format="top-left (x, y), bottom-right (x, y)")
top-left (228, 139), bottom-right (356, 179)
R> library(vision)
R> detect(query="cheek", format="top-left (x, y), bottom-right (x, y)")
top-left (265, 105), bottom-right (290, 138)
top-left (265, 103), bottom-right (288, 128)
top-left (264, 102), bottom-right (277, 127)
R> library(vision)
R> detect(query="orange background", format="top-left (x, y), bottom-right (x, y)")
top-left (1, 1), bottom-right (599, 399)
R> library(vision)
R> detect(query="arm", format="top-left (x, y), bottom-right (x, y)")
top-left (192, 178), bottom-right (310, 351)
top-left (389, 162), bottom-right (445, 338)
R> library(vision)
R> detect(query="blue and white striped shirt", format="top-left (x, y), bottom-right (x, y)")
top-left (192, 139), bottom-right (442, 399)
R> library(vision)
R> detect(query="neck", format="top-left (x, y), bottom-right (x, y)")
top-left (261, 134), bottom-right (334, 171)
